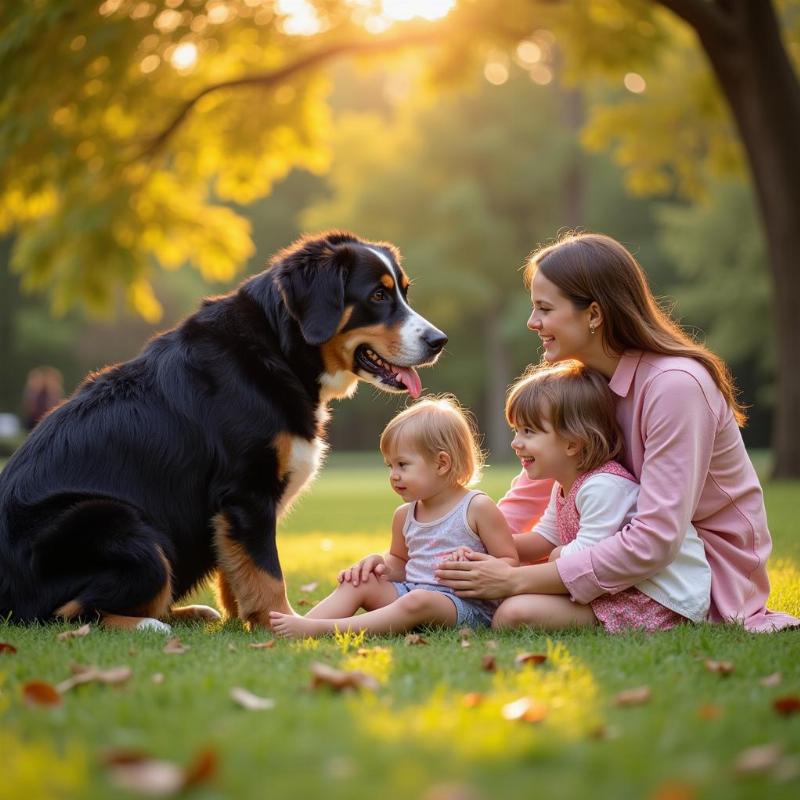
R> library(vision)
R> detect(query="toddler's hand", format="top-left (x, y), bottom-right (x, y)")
top-left (338, 554), bottom-right (387, 587)
top-left (444, 546), bottom-right (473, 562)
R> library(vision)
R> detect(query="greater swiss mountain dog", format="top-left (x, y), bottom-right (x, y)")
top-left (0, 231), bottom-right (446, 631)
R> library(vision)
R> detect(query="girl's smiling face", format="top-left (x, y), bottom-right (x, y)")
top-left (527, 270), bottom-right (594, 364)
top-left (510, 419), bottom-right (578, 485)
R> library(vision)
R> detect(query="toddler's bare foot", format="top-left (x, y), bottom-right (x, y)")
top-left (269, 611), bottom-right (330, 638)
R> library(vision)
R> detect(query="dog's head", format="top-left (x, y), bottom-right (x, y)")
top-left (268, 231), bottom-right (446, 400)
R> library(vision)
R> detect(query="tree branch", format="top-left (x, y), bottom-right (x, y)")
top-left (655, 0), bottom-right (738, 42)
top-left (138, 30), bottom-right (444, 160)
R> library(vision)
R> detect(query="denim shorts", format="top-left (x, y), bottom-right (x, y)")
top-left (391, 581), bottom-right (494, 629)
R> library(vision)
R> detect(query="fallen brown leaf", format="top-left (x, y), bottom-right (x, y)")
top-left (309, 662), bottom-right (379, 693)
top-left (759, 671), bottom-right (783, 687)
top-left (772, 695), bottom-right (800, 716)
top-left (102, 748), bottom-right (217, 796)
top-left (649, 779), bottom-right (698, 800)
top-left (481, 654), bottom-right (496, 673)
top-left (56, 664), bottom-right (133, 693)
top-left (704, 659), bottom-right (734, 676)
top-left (697, 703), bottom-right (722, 720)
top-left (501, 697), bottom-right (548, 723)
top-left (22, 680), bottom-right (62, 707)
top-left (0, 642), bottom-right (17, 654)
top-left (460, 639), bottom-right (471, 649)
top-left (182, 749), bottom-right (218, 790)
top-left (515, 652), bottom-right (547, 667)
top-left (57, 623), bottom-right (91, 641)
top-left (248, 641), bottom-right (276, 650)
top-left (458, 627), bottom-right (472, 639)
top-left (733, 743), bottom-right (783, 775)
top-left (462, 692), bottom-right (484, 708)
top-left (615, 686), bottom-right (652, 706)
top-left (405, 633), bottom-right (428, 646)
top-left (297, 598), bottom-right (311, 607)
top-left (300, 581), bottom-right (319, 593)
top-left (485, 639), bottom-right (498, 651)
top-left (230, 687), bottom-right (276, 711)
top-left (163, 637), bottom-right (190, 654)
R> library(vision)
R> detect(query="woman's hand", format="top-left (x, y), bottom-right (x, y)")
top-left (338, 554), bottom-right (387, 587)
top-left (435, 551), bottom-right (515, 599)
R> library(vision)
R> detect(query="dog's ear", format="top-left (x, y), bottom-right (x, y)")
top-left (273, 245), bottom-right (351, 346)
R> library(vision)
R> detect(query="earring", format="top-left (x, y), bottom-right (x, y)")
top-left (589, 325), bottom-right (596, 335)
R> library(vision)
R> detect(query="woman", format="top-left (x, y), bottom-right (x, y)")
top-left (436, 232), bottom-right (798, 631)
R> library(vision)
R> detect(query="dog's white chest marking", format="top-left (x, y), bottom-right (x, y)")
top-left (277, 435), bottom-right (327, 519)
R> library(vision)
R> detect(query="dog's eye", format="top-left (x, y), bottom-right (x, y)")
top-left (370, 289), bottom-right (389, 302)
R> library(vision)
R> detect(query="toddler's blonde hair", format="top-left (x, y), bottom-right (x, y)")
top-left (505, 361), bottom-right (622, 472)
top-left (379, 395), bottom-right (484, 487)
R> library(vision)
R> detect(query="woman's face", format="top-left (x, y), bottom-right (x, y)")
top-left (528, 269), bottom-right (593, 363)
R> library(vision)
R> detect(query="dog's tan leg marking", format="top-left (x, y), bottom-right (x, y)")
top-left (213, 514), bottom-right (292, 629)
top-left (55, 599), bottom-right (83, 619)
top-left (213, 569), bottom-right (239, 619)
top-left (274, 432), bottom-right (293, 481)
top-left (100, 613), bottom-right (170, 632)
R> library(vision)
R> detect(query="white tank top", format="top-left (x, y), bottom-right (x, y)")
top-left (402, 490), bottom-right (487, 584)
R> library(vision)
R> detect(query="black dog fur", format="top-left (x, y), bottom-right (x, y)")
top-left (0, 231), bottom-right (446, 629)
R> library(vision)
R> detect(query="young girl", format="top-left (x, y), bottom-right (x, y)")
top-left (492, 360), bottom-right (711, 632)
top-left (269, 397), bottom-right (517, 637)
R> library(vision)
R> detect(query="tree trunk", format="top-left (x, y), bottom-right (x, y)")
top-left (681, 0), bottom-right (800, 476)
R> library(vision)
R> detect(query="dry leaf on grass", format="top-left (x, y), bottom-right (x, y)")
top-left (57, 623), bottom-right (91, 641)
top-left (697, 703), bottom-right (722, 720)
top-left (458, 627), bottom-right (472, 640)
top-left (296, 599), bottom-right (311, 607)
top-left (460, 639), bottom-right (471, 649)
top-left (0, 642), bottom-right (17, 654)
top-left (759, 671), bottom-right (783, 687)
top-left (248, 641), bottom-right (275, 650)
top-left (772, 695), bottom-right (800, 716)
top-left (404, 633), bottom-right (428, 646)
top-left (614, 686), bottom-right (652, 706)
top-left (515, 652), bottom-right (547, 667)
top-left (649, 779), bottom-right (698, 800)
top-left (704, 659), bottom-right (734, 676)
top-left (230, 687), bottom-right (276, 711)
top-left (152, 673), bottom-right (165, 685)
top-left (57, 664), bottom-right (133, 693)
top-left (309, 662), bottom-right (379, 693)
top-left (501, 697), bottom-right (548, 723)
top-left (462, 692), bottom-right (484, 708)
top-left (300, 582), bottom-right (319, 593)
top-left (22, 680), bottom-right (63, 707)
top-left (163, 637), bottom-right (190, 655)
top-left (481, 654), bottom-right (496, 673)
top-left (733, 743), bottom-right (783, 775)
top-left (103, 747), bottom-right (217, 796)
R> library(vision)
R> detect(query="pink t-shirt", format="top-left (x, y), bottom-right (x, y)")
top-left (498, 350), bottom-right (799, 632)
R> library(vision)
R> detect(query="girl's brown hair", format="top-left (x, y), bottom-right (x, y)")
top-left (506, 361), bottom-right (622, 473)
top-left (524, 232), bottom-right (746, 426)
top-left (380, 396), bottom-right (485, 487)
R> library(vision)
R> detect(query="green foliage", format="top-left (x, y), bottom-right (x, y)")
top-left (0, 0), bottom-right (339, 318)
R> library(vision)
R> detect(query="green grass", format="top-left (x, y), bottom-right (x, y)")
top-left (1, 454), bottom-right (799, 800)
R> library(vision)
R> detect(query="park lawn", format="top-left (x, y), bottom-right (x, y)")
top-left (0, 455), bottom-right (799, 800)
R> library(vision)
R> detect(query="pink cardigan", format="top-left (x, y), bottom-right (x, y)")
top-left (499, 350), bottom-right (799, 631)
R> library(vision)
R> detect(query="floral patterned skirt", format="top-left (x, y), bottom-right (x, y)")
top-left (591, 586), bottom-right (688, 634)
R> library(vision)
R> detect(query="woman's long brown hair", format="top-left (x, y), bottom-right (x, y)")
top-left (525, 232), bottom-right (747, 426)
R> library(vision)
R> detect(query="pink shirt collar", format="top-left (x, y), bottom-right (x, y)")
top-left (608, 350), bottom-right (643, 398)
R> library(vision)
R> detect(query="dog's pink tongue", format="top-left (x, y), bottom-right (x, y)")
top-left (394, 367), bottom-right (422, 399)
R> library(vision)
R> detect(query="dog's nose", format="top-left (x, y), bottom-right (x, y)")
top-left (423, 329), bottom-right (448, 353)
